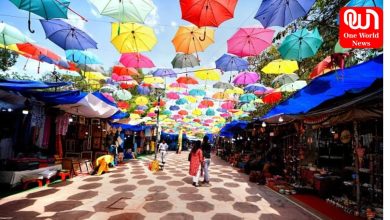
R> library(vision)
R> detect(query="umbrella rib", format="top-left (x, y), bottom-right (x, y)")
top-left (40, 0), bottom-right (49, 19)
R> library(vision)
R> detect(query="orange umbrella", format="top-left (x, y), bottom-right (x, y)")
top-left (112, 65), bottom-right (139, 76)
top-left (309, 56), bottom-right (337, 79)
top-left (200, 100), bottom-right (214, 107)
top-left (172, 26), bottom-right (214, 54)
top-left (178, 110), bottom-right (188, 115)
top-left (17, 42), bottom-right (61, 61)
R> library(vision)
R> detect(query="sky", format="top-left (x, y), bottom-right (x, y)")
top-left (0, 0), bottom-right (268, 78)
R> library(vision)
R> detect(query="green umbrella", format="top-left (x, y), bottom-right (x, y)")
top-left (239, 93), bottom-right (256, 103)
top-left (279, 80), bottom-right (307, 92)
top-left (271, 73), bottom-right (299, 86)
top-left (0, 22), bottom-right (31, 46)
top-left (206, 108), bottom-right (215, 116)
top-left (278, 28), bottom-right (323, 61)
top-left (241, 103), bottom-right (256, 112)
top-left (162, 109), bottom-right (172, 116)
top-left (90, 0), bottom-right (155, 23)
top-left (171, 53), bottom-right (200, 69)
top-left (113, 89), bottom-right (132, 101)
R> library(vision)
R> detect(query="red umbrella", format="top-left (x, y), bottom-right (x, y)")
top-left (178, 110), bottom-right (188, 115)
top-left (309, 56), bottom-right (335, 79)
top-left (120, 82), bottom-right (137, 89)
top-left (153, 100), bottom-right (166, 107)
top-left (200, 100), bottom-right (214, 107)
top-left (193, 118), bottom-right (201, 123)
top-left (112, 73), bottom-right (133, 82)
top-left (117, 101), bottom-right (129, 110)
top-left (262, 92), bottom-right (282, 104)
top-left (120, 53), bottom-right (155, 68)
top-left (176, 76), bottom-right (198, 85)
top-left (112, 65), bottom-right (139, 76)
top-left (17, 42), bottom-right (61, 61)
top-left (180, 0), bottom-right (238, 27)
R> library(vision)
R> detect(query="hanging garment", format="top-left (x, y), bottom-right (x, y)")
top-left (42, 116), bottom-right (52, 148)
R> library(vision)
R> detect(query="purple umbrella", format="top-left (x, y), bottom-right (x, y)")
top-left (244, 83), bottom-right (267, 92)
top-left (254, 0), bottom-right (316, 28)
top-left (152, 68), bottom-right (177, 78)
top-left (169, 105), bottom-right (180, 111)
top-left (137, 85), bottom-right (151, 95)
top-left (137, 105), bottom-right (148, 111)
top-left (215, 54), bottom-right (249, 72)
top-left (40, 19), bottom-right (97, 50)
top-left (232, 71), bottom-right (260, 85)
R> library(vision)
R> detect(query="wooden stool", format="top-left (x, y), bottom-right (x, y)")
top-left (22, 175), bottom-right (43, 190)
top-left (58, 170), bottom-right (71, 181)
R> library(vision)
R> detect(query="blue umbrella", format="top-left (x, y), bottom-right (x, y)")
top-left (169, 105), bottom-right (180, 111)
top-left (217, 108), bottom-right (227, 113)
top-left (254, 0), bottom-right (316, 28)
top-left (65, 50), bottom-right (102, 65)
top-left (206, 108), bottom-right (215, 116)
top-left (40, 19), bottom-right (97, 50)
top-left (189, 89), bottom-right (206, 96)
top-left (137, 85), bottom-right (151, 95)
top-left (137, 105), bottom-right (148, 111)
top-left (152, 68), bottom-right (177, 78)
top-left (176, 98), bottom-right (188, 105)
top-left (239, 93), bottom-right (256, 103)
top-left (347, 0), bottom-right (383, 7)
top-left (215, 54), bottom-right (249, 72)
top-left (244, 83), bottom-right (267, 92)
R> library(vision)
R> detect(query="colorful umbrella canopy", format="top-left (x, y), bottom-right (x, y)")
top-left (137, 85), bottom-right (151, 95)
top-left (221, 100), bottom-right (235, 109)
top-left (143, 76), bottom-right (164, 84)
top-left (309, 56), bottom-right (337, 79)
top-left (171, 53), bottom-right (200, 68)
top-left (178, 109), bottom-right (188, 115)
top-left (152, 68), bottom-right (177, 78)
top-left (261, 59), bottom-right (298, 74)
top-left (117, 101), bottom-right (130, 110)
top-left (262, 91), bottom-right (282, 104)
top-left (180, 0), bottom-right (238, 27)
top-left (241, 103), bottom-right (256, 112)
top-left (111, 22), bottom-right (157, 53)
top-left (176, 76), bottom-right (198, 85)
top-left (84, 71), bottom-right (106, 81)
top-left (112, 65), bottom-right (139, 76)
top-left (40, 19), bottom-right (97, 50)
top-left (212, 81), bottom-right (233, 90)
top-left (189, 89), bottom-right (206, 96)
top-left (120, 80), bottom-right (138, 89)
top-left (162, 109), bottom-right (172, 115)
top-left (169, 82), bottom-right (188, 89)
top-left (244, 83), bottom-right (267, 92)
top-left (254, 0), bottom-right (315, 28)
top-left (225, 87), bottom-right (244, 95)
top-left (176, 98), bottom-right (188, 105)
top-left (239, 93), bottom-right (256, 103)
top-left (200, 100), bottom-right (214, 107)
top-left (172, 26), bottom-right (215, 54)
top-left (167, 92), bottom-right (180, 100)
top-left (184, 95), bottom-right (197, 103)
top-left (272, 73), bottom-right (299, 86)
top-left (215, 53), bottom-right (249, 72)
top-left (100, 84), bottom-right (117, 93)
top-left (192, 108), bottom-right (202, 116)
top-left (90, 0), bottom-right (155, 23)
top-left (112, 73), bottom-right (133, 81)
top-left (153, 100), bottom-right (166, 107)
top-left (278, 28), bottom-right (323, 61)
top-left (232, 71), bottom-right (260, 85)
top-left (114, 89), bottom-right (132, 100)
top-left (135, 96), bottom-right (149, 105)
top-left (0, 23), bottom-right (31, 46)
top-left (278, 80), bottom-right (307, 92)
top-left (206, 108), bottom-right (215, 116)
top-left (227, 27), bottom-right (274, 57)
top-left (16, 42), bottom-right (60, 62)
top-left (169, 105), bottom-right (180, 111)
top-left (66, 50), bottom-right (102, 64)
top-left (120, 53), bottom-right (155, 68)
top-left (194, 69), bottom-right (221, 81)
top-left (212, 92), bottom-right (229, 100)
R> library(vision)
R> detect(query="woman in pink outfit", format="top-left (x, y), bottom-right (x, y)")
top-left (189, 141), bottom-right (204, 187)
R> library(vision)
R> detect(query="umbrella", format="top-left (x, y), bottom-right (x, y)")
top-left (180, 0), bottom-right (238, 27)
top-left (77, 64), bottom-right (106, 74)
top-left (176, 76), bottom-right (198, 85)
top-left (120, 80), bottom-right (138, 89)
top-left (137, 85), bottom-right (151, 95)
top-left (346, 0), bottom-right (383, 8)
top-left (227, 27), bottom-right (274, 57)
top-left (261, 59), bottom-right (298, 74)
top-left (0, 23), bottom-right (31, 46)
top-left (244, 84), bottom-right (267, 94)
top-left (147, 112), bottom-right (157, 117)
top-left (189, 89), bottom-right (206, 96)
top-left (112, 73), bottom-right (133, 81)
top-left (262, 91), bottom-right (282, 104)
top-left (16, 43), bottom-right (61, 69)
top-left (90, 0), bottom-right (155, 23)
top-left (171, 53), bottom-right (200, 68)
top-left (254, 0), bottom-right (315, 28)
top-left (111, 22), bottom-right (157, 53)
top-left (200, 100), bottom-right (214, 107)
top-left (120, 53), bottom-right (155, 68)
top-left (184, 95), bottom-right (197, 103)
top-left (153, 100), bottom-right (166, 107)
top-left (239, 93), bottom-right (256, 103)
top-left (221, 101), bottom-right (235, 109)
top-left (152, 68), bottom-right (177, 78)
top-left (212, 92), bottom-right (229, 100)
top-left (135, 96), bottom-right (149, 105)
top-left (225, 87), bottom-right (244, 95)
top-left (278, 80), bottom-right (307, 92)
top-left (143, 76), bottom-right (164, 84)
top-left (167, 92), bottom-right (180, 100)
top-left (66, 50), bottom-right (101, 64)
top-left (169, 105), bottom-right (180, 111)
top-left (232, 71), bottom-right (260, 85)
top-left (117, 101), bottom-right (130, 110)
top-left (213, 81), bottom-right (234, 90)
top-left (162, 109), bottom-right (172, 116)
top-left (176, 98), bottom-right (188, 105)
top-left (278, 27), bottom-right (323, 61)
top-left (206, 108), bottom-right (215, 116)
top-left (113, 89), bottom-right (132, 100)
top-left (137, 105), bottom-right (148, 111)
top-left (215, 53), bottom-right (249, 72)
top-left (102, 92), bottom-right (116, 103)
top-left (334, 40), bottom-right (350, 54)
top-left (178, 110), bottom-right (188, 115)
top-left (241, 103), bottom-right (256, 112)
top-left (217, 108), bottom-right (227, 113)
top-left (40, 19), bottom-right (97, 50)
top-left (169, 82), bottom-right (188, 89)
top-left (194, 69), bottom-right (221, 81)
top-left (192, 108), bottom-right (202, 116)
top-left (309, 56), bottom-right (337, 79)
top-left (84, 71), bottom-right (106, 81)
top-left (172, 26), bottom-right (214, 54)
top-left (100, 84), bottom-right (117, 93)
top-left (271, 73), bottom-right (299, 86)
top-left (112, 65), bottom-right (139, 76)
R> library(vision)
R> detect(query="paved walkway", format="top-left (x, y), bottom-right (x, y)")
top-left (0, 152), bottom-right (319, 220)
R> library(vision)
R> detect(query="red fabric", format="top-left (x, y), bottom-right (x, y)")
top-left (331, 52), bottom-right (349, 69)
top-left (55, 134), bottom-right (63, 159)
top-left (309, 56), bottom-right (333, 79)
top-left (189, 149), bottom-right (204, 176)
top-left (291, 194), bottom-right (362, 220)
top-left (180, 0), bottom-right (238, 27)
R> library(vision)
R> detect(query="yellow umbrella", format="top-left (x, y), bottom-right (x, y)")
top-left (212, 92), bottom-right (230, 100)
top-left (143, 76), bottom-right (164, 84)
top-left (184, 95), bottom-right (197, 103)
top-left (135, 96), bottom-right (149, 105)
top-left (111, 22), bottom-right (157, 53)
top-left (192, 108), bottom-right (202, 116)
top-left (84, 71), bottom-right (107, 80)
top-left (226, 87), bottom-right (244, 95)
top-left (261, 59), bottom-right (298, 74)
top-left (130, 113), bottom-right (141, 120)
top-left (172, 26), bottom-right (214, 54)
top-left (195, 68), bottom-right (221, 81)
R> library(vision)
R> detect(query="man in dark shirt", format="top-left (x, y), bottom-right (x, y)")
top-left (201, 136), bottom-right (211, 185)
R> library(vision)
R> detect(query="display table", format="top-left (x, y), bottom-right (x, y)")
top-left (0, 164), bottom-right (62, 187)
top-left (314, 175), bottom-right (342, 198)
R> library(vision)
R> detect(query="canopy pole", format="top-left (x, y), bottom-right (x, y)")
top-left (53, 0), bottom-right (88, 21)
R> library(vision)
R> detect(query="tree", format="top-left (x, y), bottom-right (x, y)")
top-left (0, 48), bottom-right (19, 72)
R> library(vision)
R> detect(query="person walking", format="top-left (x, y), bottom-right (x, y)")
top-left (158, 140), bottom-right (168, 164)
top-left (201, 135), bottom-right (212, 186)
top-left (189, 141), bottom-right (204, 187)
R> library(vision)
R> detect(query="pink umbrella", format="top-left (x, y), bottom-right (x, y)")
top-left (169, 82), bottom-right (188, 89)
top-left (233, 71), bottom-right (260, 85)
top-left (120, 53), bottom-right (155, 68)
top-left (227, 27), bottom-right (275, 57)
top-left (147, 112), bottom-right (157, 117)
top-left (167, 92), bottom-right (180, 100)
top-left (112, 73), bottom-right (133, 81)
top-left (254, 87), bottom-right (274, 96)
top-left (198, 103), bottom-right (207, 109)
top-left (173, 114), bottom-right (184, 120)
top-left (221, 101), bottom-right (235, 109)
top-left (102, 93), bottom-right (115, 103)
top-left (205, 119), bottom-right (214, 123)
top-left (221, 113), bottom-right (231, 118)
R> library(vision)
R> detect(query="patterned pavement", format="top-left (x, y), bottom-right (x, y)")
top-left (0, 152), bottom-right (320, 220)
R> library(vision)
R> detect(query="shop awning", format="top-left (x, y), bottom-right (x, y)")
top-left (262, 55), bottom-right (383, 119)
top-left (111, 110), bottom-right (130, 119)
top-left (0, 79), bottom-right (70, 91)
top-left (219, 120), bottom-right (248, 137)
top-left (110, 123), bottom-right (149, 131)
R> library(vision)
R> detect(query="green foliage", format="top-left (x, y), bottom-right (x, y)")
top-left (0, 49), bottom-right (18, 72)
